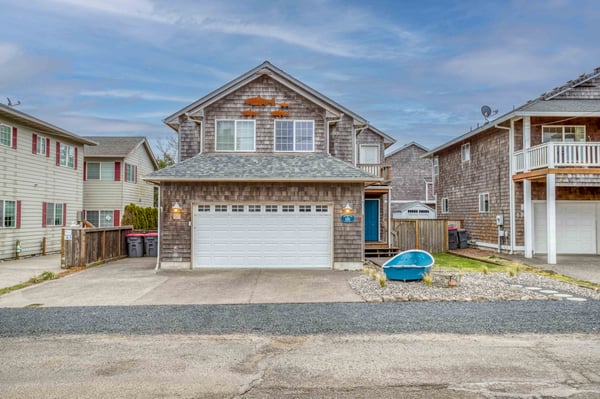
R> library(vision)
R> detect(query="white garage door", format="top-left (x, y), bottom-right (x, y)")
top-left (194, 203), bottom-right (332, 268)
top-left (534, 201), bottom-right (598, 254)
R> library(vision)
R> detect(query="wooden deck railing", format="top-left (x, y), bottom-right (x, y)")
top-left (358, 163), bottom-right (391, 182)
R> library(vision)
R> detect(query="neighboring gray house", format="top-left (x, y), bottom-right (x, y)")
top-left (0, 104), bottom-right (96, 259)
top-left (426, 66), bottom-right (600, 264)
top-left (83, 136), bottom-right (159, 227)
top-left (146, 61), bottom-right (396, 270)
top-left (385, 142), bottom-right (435, 216)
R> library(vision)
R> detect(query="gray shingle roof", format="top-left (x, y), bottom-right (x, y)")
top-left (84, 136), bottom-right (146, 157)
top-left (145, 152), bottom-right (381, 182)
top-left (521, 99), bottom-right (600, 113)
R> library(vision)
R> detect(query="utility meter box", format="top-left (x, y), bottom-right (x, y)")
top-left (496, 215), bottom-right (504, 226)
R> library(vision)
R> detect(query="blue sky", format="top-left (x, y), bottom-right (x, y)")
top-left (1, 0), bottom-right (599, 154)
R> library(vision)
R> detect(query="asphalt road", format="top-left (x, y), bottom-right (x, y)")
top-left (1, 300), bottom-right (599, 337)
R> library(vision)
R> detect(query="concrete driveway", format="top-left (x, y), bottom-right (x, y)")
top-left (0, 257), bottom-right (363, 308)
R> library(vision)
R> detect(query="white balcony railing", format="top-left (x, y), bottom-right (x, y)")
top-left (513, 142), bottom-right (600, 173)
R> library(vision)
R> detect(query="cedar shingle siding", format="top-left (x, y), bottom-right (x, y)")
top-left (160, 182), bottom-right (364, 265)
top-left (386, 144), bottom-right (432, 209)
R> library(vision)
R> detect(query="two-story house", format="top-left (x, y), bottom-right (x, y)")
top-left (426, 66), bottom-right (600, 264)
top-left (82, 136), bottom-right (159, 227)
top-left (146, 61), bottom-right (396, 270)
top-left (385, 142), bottom-right (435, 219)
top-left (0, 104), bottom-right (96, 259)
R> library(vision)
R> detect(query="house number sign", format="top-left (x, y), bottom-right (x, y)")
top-left (340, 215), bottom-right (355, 223)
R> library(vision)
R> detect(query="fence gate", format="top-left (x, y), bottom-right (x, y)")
top-left (391, 219), bottom-right (448, 253)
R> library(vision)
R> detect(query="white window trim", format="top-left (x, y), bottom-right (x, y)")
top-left (0, 199), bottom-right (16, 228)
top-left (59, 143), bottom-right (75, 168)
top-left (35, 134), bottom-right (47, 156)
top-left (125, 163), bottom-right (137, 183)
top-left (46, 202), bottom-right (64, 227)
top-left (85, 210), bottom-right (115, 227)
top-left (86, 162), bottom-right (114, 180)
top-left (433, 156), bottom-right (439, 175)
top-left (274, 120), bottom-right (315, 152)
top-left (359, 144), bottom-right (380, 164)
top-left (478, 193), bottom-right (490, 213)
top-left (441, 197), bottom-right (449, 214)
top-left (0, 123), bottom-right (13, 148)
top-left (461, 143), bottom-right (470, 162)
top-left (215, 119), bottom-right (256, 152)
top-left (541, 125), bottom-right (586, 143)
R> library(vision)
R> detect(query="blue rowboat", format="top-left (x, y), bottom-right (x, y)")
top-left (382, 250), bottom-right (435, 281)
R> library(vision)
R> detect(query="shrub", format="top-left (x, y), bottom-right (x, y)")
top-left (122, 203), bottom-right (158, 229)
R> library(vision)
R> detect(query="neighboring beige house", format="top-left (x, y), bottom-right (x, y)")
top-left (0, 104), bottom-right (96, 259)
top-left (146, 61), bottom-right (396, 270)
top-left (83, 136), bottom-right (159, 227)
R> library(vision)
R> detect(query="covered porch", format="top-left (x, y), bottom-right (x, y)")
top-left (363, 186), bottom-right (396, 257)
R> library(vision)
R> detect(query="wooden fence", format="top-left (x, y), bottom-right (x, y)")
top-left (61, 226), bottom-right (133, 268)
top-left (390, 219), bottom-right (448, 253)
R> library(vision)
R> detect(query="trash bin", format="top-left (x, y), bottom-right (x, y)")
top-left (127, 233), bottom-right (144, 257)
top-left (143, 232), bottom-right (158, 257)
top-left (458, 229), bottom-right (468, 249)
top-left (448, 228), bottom-right (458, 250)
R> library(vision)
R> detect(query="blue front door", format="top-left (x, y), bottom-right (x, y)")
top-left (365, 199), bottom-right (379, 241)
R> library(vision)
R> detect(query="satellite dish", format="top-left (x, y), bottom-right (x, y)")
top-left (481, 105), bottom-right (492, 118)
top-left (480, 105), bottom-right (498, 122)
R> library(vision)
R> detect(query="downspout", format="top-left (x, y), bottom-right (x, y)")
top-left (495, 122), bottom-right (512, 253)
top-left (155, 183), bottom-right (161, 272)
top-left (355, 124), bottom-right (369, 166)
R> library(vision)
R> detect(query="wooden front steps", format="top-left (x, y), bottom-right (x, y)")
top-left (365, 243), bottom-right (398, 258)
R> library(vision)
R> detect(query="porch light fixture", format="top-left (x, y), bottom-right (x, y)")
top-left (341, 203), bottom-right (354, 215)
top-left (171, 202), bottom-right (182, 220)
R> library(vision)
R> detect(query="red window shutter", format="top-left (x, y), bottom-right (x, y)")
top-left (56, 142), bottom-right (61, 166)
top-left (16, 200), bottom-right (21, 229)
top-left (42, 202), bottom-right (47, 227)
top-left (32, 134), bottom-right (37, 154)
top-left (74, 147), bottom-right (78, 170)
top-left (113, 210), bottom-right (120, 227)
top-left (11, 127), bottom-right (17, 149)
top-left (62, 203), bottom-right (67, 227)
top-left (83, 162), bottom-right (87, 181)
top-left (46, 138), bottom-right (50, 157)
top-left (114, 161), bottom-right (121, 181)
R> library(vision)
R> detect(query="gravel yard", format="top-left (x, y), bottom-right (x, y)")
top-left (350, 270), bottom-right (600, 302)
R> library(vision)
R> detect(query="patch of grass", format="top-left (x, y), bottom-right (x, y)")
top-left (422, 272), bottom-right (433, 287)
top-left (377, 273), bottom-right (386, 288)
top-left (433, 253), bottom-right (508, 272)
top-left (0, 271), bottom-right (58, 296)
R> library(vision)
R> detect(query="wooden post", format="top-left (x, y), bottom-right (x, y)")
top-left (42, 237), bottom-right (47, 256)
top-left (80, 229), bottom-right (87, 267)
top-left (101, 230), bottom-right (106, 260)
top-left (15, 240), bottom-right (20, 260)
top-left (60, 229), bottom-right (65, 268)
top-left (414, 220), bottom-right (419, 249)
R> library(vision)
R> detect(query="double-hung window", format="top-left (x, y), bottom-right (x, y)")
top-left (45, 203), bottom-right (64, 226)
top-left (461, 143), bottom-right (470, 162)
top-left (59, 144), bottom-right (75, 167)
top-left (125, 163), bottom-right (137, 182)
top-left (441, 198), bottom-right (449, 214)
top-left (478, 193), bottom-right (490, 213)
top-left (216, 120), bottom-right (255, 151)
top-left (86, 162), bottom-right (114, 180)
top-left (0, 200), bottom-right (16, 228)
top-left (433, 156), bottom-right (439, 175)
top-left (35, 135), bottom-right (48, 156)
top-left (275, 120), bottom-right (314, 152)
top-left (542, 125), bottom-right (585, 143)
top-left (0, 124), bottom-right (12, 148)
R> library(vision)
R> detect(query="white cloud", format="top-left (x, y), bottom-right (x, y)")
top-left (80, 89), bottom-right (193, 103)
top-left (0, 42), bottom-right (58, 89)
